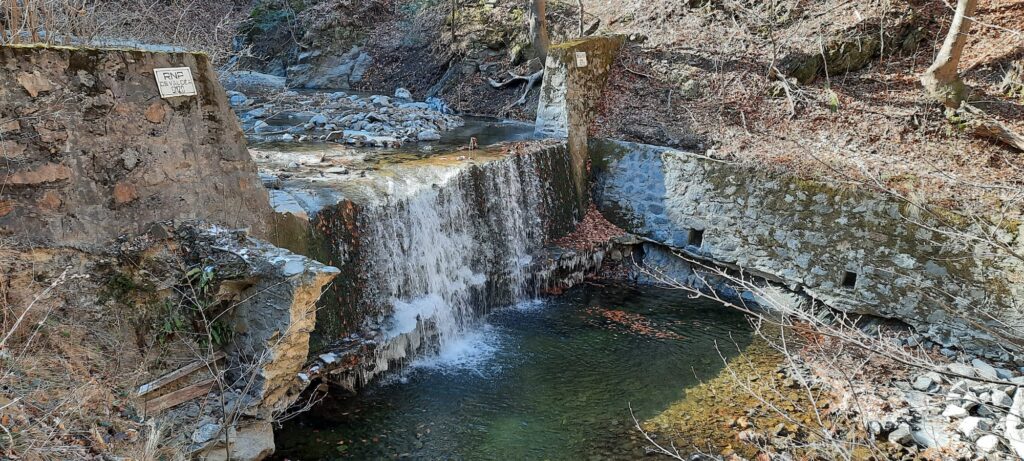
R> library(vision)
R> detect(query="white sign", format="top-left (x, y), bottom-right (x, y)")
top-left (575, 51), bottom-right (589, 68)
top-left (154, 67), bottom-right (197, 98)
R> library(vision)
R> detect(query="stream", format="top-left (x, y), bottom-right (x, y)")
top-left (248, 96), bottom-right (755, 460)
top-left (273, 286), bottom-right (753, 460)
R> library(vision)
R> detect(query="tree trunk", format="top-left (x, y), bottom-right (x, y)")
top-left (921, 0), bottom-right (978, 108)
top-left (577, 0), bottom-right (584, 38)
top-left (9, 1), bottom-right (22, 44)
top-left (528, 0), bottom-right (550, 59)
top-left (27, 0), bottom-right (40, 43)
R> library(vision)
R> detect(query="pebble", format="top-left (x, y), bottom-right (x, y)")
top-left (228, 91), bottom-right (248, 107)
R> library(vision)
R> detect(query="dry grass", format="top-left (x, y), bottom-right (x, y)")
top-left (0, 243), bottom-right (219, 460)
top-left (591, 0), bottom-right (1024, 216)
top-left (2, 0), bottom-right (249, 65)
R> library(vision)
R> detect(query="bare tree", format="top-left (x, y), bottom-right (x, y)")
top-left (920, 0), bottom-right (977, 108)
top-left (576, 0), bottom-right (584, 38)
top-left (528, 0), bottom-right (549, 59)
top-left (488, 0), bottom-right (550, 108)
top-left (920, 0), bottom-right (1024, 151)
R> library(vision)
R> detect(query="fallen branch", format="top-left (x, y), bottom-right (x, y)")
top-left (623, 65), bottom-right (656, 80)
top-left (960, 103), bottom-right (1024, 152)
top-left (488, 69), bottom-right (545, 106)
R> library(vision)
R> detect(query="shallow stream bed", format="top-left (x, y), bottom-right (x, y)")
top-left (273, 286), bottom-right (754, 460)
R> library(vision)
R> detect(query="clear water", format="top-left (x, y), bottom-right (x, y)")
top-left (274, 286), bottom-right (753, 460)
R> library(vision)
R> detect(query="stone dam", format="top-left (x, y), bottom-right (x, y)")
top-left (2, 41), bottom-right (1023, 460)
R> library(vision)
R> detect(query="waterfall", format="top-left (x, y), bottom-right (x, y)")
top-left (353, 153), bottom-right (548, 383)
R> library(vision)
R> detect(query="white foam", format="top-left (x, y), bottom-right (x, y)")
top-left (412, 323), bottom-right (504, 375)
top-left (514, 299), bottom-right (548, 312)
top-left (386, 294), bottom-right (444, 339)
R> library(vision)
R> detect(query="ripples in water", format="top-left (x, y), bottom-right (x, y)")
top-left (274, 285), bottom-right (753, 460)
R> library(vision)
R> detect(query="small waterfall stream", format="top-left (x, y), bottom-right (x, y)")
top-left (353, 152), bottom-right (550, 383)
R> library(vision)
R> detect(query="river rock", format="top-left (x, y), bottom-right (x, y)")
top-left (253, 120), bottom-right (272, 134)
top-left (972, 359), bottom-right (999, 380)
top-left (241, 107), bottom-right (267, 121)
top-left (309, 113), bottom-right (328, 125)
top-left (913, 375), bottom-right (937, 392)
top-left (976, 434), bottom-right (1001, 453)
top-left (911, 429), bottom-right (939, 448)
top-left (427, 97), bottom-right (452, 114)
top-left (992, 389), bottom-right (1013, 407)
top-left (399, 102), bottom-right (430, 110)
top-left (394, 87), bottom-right (413, 101)
top-left (1007, 387), bottom-right (1024, 458)
top-left (888, 424), bottom-right (913, 446)
top-left (227, 91), bottom-right (248, 107)
top-left (947, 363), bottom-right (977, 378)
top-left (418, 129), bottom-right (442, 141)
top-left (192, 422), bottom-right (222, 444)
top-left (959, 416), bottom-right (990, 439)
top-left (942, 404), bottom-right (968, 418)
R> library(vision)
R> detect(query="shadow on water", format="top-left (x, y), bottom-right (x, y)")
top-left (273, 285), bottom-right (754, 460)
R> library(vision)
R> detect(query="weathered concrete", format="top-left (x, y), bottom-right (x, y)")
top-left (591, 138), bottom-right (1024, 357)
top-left (173, 225), bottom-right (338, 461)
top-left (535, 36), bottom-right (624, 211)
top-left (0, 45), bottom-right (272, 249)
top-left (260, 141), bottom-right (583, 385)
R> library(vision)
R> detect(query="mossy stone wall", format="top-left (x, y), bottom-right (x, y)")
top-left (591, 138), bottom-right (1024, 358)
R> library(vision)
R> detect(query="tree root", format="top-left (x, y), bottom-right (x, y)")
top-left (958, 103), bottom-right (1024, 152)
top-left (488, 69), bottom-right (545, 106)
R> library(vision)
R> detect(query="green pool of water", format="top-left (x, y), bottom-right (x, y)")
top-left (273, 286), bottom-right (753, 460)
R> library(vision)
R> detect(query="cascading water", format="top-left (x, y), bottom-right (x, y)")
top-left (353, 153), bottom-right (549, 383)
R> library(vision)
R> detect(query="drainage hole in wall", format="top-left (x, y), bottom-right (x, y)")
top-left (841, 271), bottom-right (858, 289)
top-left (688, 229), bottom-right (704, 248)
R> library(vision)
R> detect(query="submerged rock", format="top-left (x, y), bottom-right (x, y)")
top-left (417, 129), bottom-right (441, 141)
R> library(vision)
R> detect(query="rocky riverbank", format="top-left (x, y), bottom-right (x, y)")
top-left (227, 86), bottom-right (463, 147)
top-left (642, 324), bottom-right (1024, 461)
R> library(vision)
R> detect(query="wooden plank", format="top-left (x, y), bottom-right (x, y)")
top-left (143, 378), bottom-right (218, 414)
top-left (136, 351), bottom-right (226, 397)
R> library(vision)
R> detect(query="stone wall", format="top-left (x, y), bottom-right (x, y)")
top-left (591, 138), bottom-right (1024, 356)
top-left (0, 45), bottom-right (271, 249)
